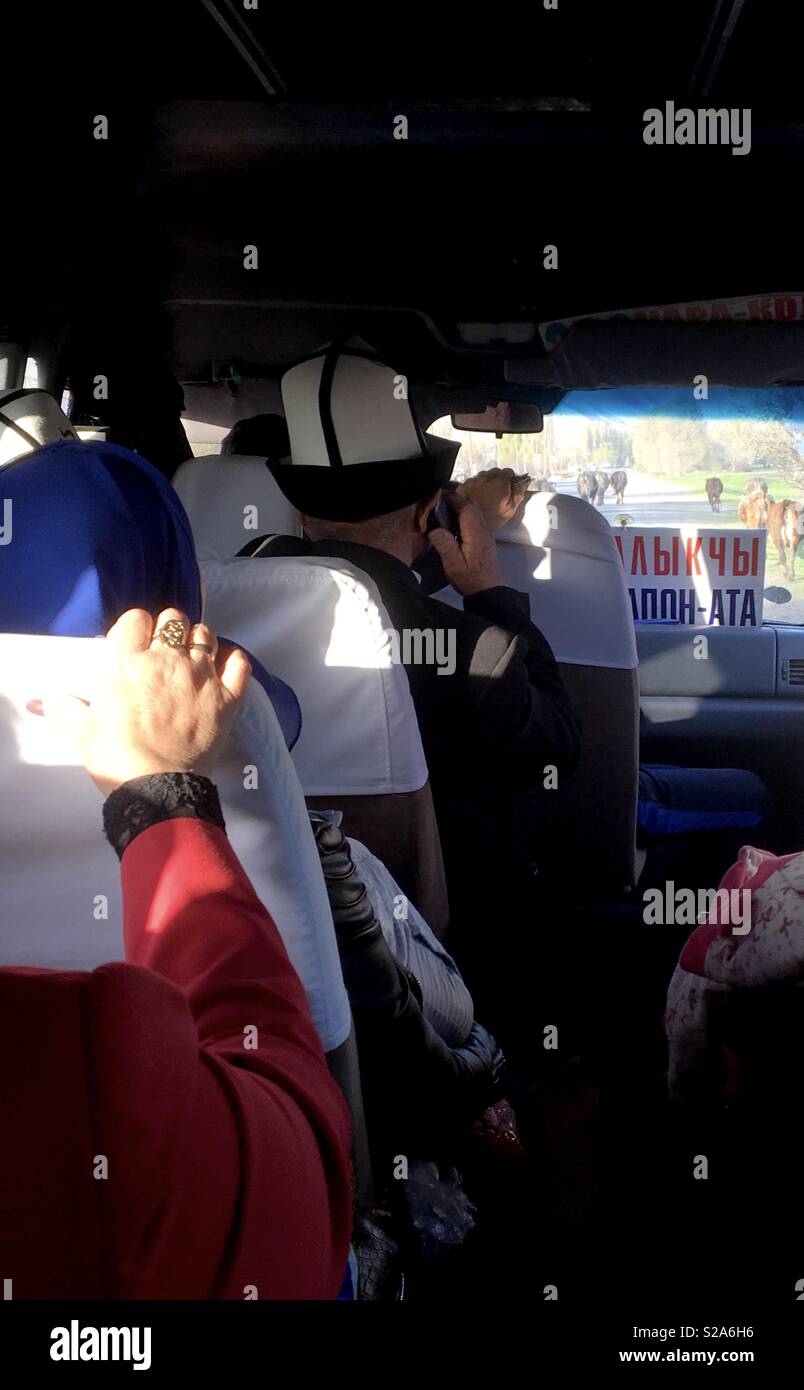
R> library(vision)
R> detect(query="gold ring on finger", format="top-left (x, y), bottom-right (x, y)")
top-left (156, 619), bottom-right (188, 648)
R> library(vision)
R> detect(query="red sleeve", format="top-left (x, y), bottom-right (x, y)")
top-left (92, 817), bottom-right (353, 1299)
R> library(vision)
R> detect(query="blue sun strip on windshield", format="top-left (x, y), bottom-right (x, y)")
top-left (555, 387), bottom-right (804, 427)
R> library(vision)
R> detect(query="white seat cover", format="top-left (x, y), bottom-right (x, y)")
top-left (0, 633), bottom-right (351, 1054)
top-left (0, 389), bottom-right (78, 467)
top-left (171, 454), bottom-right (302, 560)
top-left (201, 555), bottom-right (428, 797)
top-left (436, 490), bottom-right (638, 670)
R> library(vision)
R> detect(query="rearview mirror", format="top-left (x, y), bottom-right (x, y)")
top-left (451, 401), bottom-right (544, 434)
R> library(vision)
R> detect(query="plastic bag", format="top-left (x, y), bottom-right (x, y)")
top-left (470, 1098), bottom-right (526, 1157)
top-left (402, 1159), bottom-right (476, 1259)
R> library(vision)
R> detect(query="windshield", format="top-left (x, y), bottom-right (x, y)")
top-left (431, 387), bottom-right (804, 625)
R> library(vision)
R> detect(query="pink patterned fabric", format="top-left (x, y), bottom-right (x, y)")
top-left (665, 845), bottom-right (804, 1101)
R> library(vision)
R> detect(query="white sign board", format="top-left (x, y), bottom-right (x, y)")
top-left (613, 527), bottom-right (766, 627)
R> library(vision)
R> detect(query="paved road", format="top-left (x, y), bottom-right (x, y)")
top-left (549, 470), bottom-right (741, 528)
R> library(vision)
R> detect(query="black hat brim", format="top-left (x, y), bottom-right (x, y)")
top-left (268, 433), bottom-right (460, 522)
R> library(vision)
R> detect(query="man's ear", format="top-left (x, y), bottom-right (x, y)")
top-left (414, 490), bottom-right (441, 533)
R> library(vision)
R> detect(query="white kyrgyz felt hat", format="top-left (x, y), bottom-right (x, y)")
top-left (0, 389), bottom-right (78, 468)
top-left (271, 342), bottom-right (460, 520)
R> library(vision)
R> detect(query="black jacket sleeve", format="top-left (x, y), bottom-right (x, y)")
top-left (309, 814), bottom-right (502, 1150)
top-left (455, 585), bottom-right (582, 787)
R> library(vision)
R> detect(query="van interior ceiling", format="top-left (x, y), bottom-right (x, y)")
top-left (6, 0), bottom-right (804, 448)
top-left (3, 0), bottom-right (804, 1364)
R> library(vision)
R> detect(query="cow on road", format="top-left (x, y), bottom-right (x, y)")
top-left (705, 477), bottom-right (724, 512)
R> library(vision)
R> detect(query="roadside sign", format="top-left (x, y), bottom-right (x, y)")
top-left (613, 526), bottom-right (766, 626)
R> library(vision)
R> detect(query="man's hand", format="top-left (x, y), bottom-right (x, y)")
top-left (428, 492), bottom-right (506, 597)
top-left (456, 468), bottom-right (530, 532)
top-left (32, 608), bottom-right (251, 795)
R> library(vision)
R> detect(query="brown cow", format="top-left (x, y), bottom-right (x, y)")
top-left (576, 471), bottom-right (598, 504)
top-left (705, 477), bottom-right (723, 512)
top-left (744, 477), bottom-right (768, 497)
top-left (737, 490), bottom-right (765, 529)
top-left (594, 471), bottom-right (610, 506)
top-left (738, 489), bottom-right (804, 580)
top-left (610, 469), bottom-right (627, 504)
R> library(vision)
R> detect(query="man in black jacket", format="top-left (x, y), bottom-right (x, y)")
top-left (255, 343), bottom-right (581, 1028)
top-left (256, 483), bottom-right (580, 841)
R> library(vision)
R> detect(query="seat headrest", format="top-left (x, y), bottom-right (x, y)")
top-left (171, 454), bottom-right (302, 559)
top-left (0, 631), bottom-right (352, 1054)
top-left (436, 490), bottom-right (638, 670)
top-left (201, 554), bottom-right (429, 796)
top-left (0, 390), bottom-right (78, 467)
top-left (499, 486), bottom-right (623, 559)
top-left (502, 491), bottom-right (638, 669)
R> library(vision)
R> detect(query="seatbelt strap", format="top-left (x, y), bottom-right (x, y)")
top-left (237, 533), bottom-right (277, 557)
top-left (0, 411), bottom-right (40, 450)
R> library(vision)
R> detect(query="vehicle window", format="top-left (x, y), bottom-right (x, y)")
top-left (428, 413), bottom-right (556, 482)
top-left (431, 388), bottom-right (804, 624)
top-left (182, 417), bottom-right (229, 457)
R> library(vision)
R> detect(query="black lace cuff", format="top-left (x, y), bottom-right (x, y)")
top-left (103, 773), bottom-right (226, 859)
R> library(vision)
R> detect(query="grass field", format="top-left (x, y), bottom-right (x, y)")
top-left (703, 472), bottom-right (804, 616)
top-left (626, 468), bottom-right (804, 618)
top-left (715, 470), bottom-right (799, 502)
top-left (633, 467), bottom-right (796, 497)
top-left (634, 467), bottom-right (803, 502)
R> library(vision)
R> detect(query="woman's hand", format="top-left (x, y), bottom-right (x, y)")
top-left (32, 608), bottom-right (251, 795)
